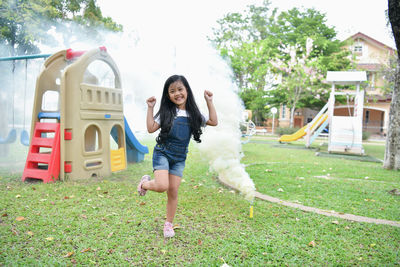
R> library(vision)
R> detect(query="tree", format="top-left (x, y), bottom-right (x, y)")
top-left (0, 0), bottom-right (122, 56)
top-left (269, 38), bottom-right (323, 127)
top-left (384, 0), bottom-right (400, 170)
top-left (210, 4), bottom-right (352, 125)
top-left (210, 0), bottom-right (276, 91)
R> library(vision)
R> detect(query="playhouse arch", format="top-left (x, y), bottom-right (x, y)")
top-left (84, 123), bottom-right (102, 153)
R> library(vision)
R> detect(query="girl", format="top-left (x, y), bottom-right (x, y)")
top-left (137, 75), bottom-right (218, 238)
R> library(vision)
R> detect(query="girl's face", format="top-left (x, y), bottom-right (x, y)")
top-left (168, 81), bottom-right (187, 110)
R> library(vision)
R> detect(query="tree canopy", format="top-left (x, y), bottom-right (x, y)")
top-left (209, 1), bottom-right (352, 124)
top-left (0, 0), bottom-right (122, 56)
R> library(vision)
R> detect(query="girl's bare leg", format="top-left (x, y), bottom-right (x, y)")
top-left (142, 170), bottom-right (169, 192)
top-left (166, 174), bottom-right (182, 223)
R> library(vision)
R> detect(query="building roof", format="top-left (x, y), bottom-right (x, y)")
top-left (345, 32), bottom-right (396, 53)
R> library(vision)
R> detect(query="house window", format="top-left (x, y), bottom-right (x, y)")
top-left (282, 104), bottom-right (286, 119)
top-left (354, 44), bottom-right (363, 55)
top-left (365, 110), bottom-right (370, 124)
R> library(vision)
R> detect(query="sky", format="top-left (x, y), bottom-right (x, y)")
top-left (97, 0), bottom-right (395, 48)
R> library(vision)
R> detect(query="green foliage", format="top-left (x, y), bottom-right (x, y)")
top-left (275, 127), bottom-right (300, 136)
top-left (0, 0), bottom-right (122, 56)
top-left (240, 89), bottom-right (270, 123)
top-left (210, 3), bottom-right (353, 126)
top-left (362, 131), bottom-right (371, 141)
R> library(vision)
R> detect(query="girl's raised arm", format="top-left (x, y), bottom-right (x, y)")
top-left (204, 90), bottom-right (218, 126)
top-left (146, 96), bottom-right (160, 133)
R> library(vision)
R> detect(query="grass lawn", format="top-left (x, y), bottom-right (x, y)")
top-left (1, 136), bottom-right (399, 265)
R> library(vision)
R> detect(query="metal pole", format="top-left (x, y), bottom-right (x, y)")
top-left (0, 54), bottom-right (52, 62)
top-left (272, 113), bottom-right (275, 135)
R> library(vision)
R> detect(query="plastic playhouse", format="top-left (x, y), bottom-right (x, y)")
top-left (278, 71), bottom-right (366, 155)
top-left (22, 47), bottom-right (148, 182)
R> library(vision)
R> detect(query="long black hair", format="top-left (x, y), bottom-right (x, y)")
top-left (155, 75), bottom-right (203, 144)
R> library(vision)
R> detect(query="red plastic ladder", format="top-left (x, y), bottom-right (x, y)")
top-left (22, 122), bottom-right (60, 183)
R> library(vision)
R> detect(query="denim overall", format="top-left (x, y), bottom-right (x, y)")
top-left (152, 116), bottom-right (191, 176)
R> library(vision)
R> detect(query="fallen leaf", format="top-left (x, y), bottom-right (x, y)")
top-left (369, 243), bottom-right (376, 248)
top-left (173, 224), bottom-right (182, 230)
top-left (107, 232), bottom-right (114, 238)
top-left (45, 237), bottom-right (54, 241)
top-left (277, 188), bottom-right (284, 192)
top-left (32, 187), bottom-right (36, 190)
top-left (103, 191), bottom-right (108, 194)
top-left (96, 187), bottom-right (101, 191)
top-left (265, 169), bottom-right (272, 172)
top-left (64, 252), bottom-right (74, 258)
top-left (332, 220), bottom-right (339, 225)
top-left (27, 231), bottom-right (34, 236)
top-left (64, 196), bottom-right (69, 199)
top-left (15, 195), bottom-right (21, 198)
top-left (139, 202), bottom-right (146, 206)
top-left (161, 249), bottom-right (166, 254)
top-left (81, 214), bottom-right (87, 219)
top-left (2, 213), bottom-right (8, 217)
top-left (107, 249), bottom-right (114, 254)
top-left (81, 248), bottom-right (91, 253)
top-left (198, 239), bottom-right (203, 245)
top-left (16, 216), bottom-right (25, 221)
top-left (308, 240), bottom-right (316, 247)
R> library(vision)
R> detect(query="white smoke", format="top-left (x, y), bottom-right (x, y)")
top-left (100, 31), bottom-right (256, 201)
top-left (1, 5), bottom-right (257, 201)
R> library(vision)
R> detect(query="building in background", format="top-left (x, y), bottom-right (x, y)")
top-left (278, 32), bottom-right (396, 137)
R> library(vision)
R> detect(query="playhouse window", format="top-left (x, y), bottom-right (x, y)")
top-left (41, 90), bottom-right (59, 111)
top-left (86, 60), bottom-right (116, 88)
top-left (85, 125), bottom-right (101, 152)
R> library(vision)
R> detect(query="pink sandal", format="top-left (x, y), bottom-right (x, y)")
top-left (137, 175), bottom-right (151, 196)
top-left (163, 221), bottom-right (175, 238)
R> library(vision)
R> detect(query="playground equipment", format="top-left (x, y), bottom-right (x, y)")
top-left (22, 47), bottom-right (148, 183)
top-left (241, 111), bottom-right (256, 144)
top-left (0, 54), bottom-right (51, 147)
top-left (278, 109), bottom-right (328, 143)
top-left (325, 71), bottom-right (366, 154)
top-left (278, 71), bottom-right (366, 154)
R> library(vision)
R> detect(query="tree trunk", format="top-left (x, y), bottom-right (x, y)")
top-left (290, 106), bottom-right (295, 128)
top-left (384, 0), bottom-right (400, 170)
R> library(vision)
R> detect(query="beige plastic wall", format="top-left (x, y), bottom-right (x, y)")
top-left (29, 50), bottom-right (68, 139)
top-left (60, 48), bottom-right (126, 180)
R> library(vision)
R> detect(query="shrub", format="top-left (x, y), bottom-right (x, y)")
top-left (362, 131), bottom-right (371, 140)
top-left (276, 127), bottom-right (301, 136)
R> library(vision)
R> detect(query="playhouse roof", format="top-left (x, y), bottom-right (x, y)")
top-left (326, 71), bottom-right (367, 85)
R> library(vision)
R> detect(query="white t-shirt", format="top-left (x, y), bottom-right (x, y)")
top-left (155, 108), bottom-right (209, 126)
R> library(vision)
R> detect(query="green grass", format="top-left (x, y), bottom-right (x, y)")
top-left (1, 137), bottom-right (400, 265)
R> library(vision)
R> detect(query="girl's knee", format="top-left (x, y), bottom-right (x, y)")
top-left (167, 187), bottom-right (179, 199)
top-left (155, 182), bottom-right (169, 192)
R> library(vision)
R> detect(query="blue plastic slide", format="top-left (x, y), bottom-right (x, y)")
top-left (111, 117), bottom-right (149, 162)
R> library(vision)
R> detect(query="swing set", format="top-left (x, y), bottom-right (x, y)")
top-left (0, 53), bottom-right (51, 147)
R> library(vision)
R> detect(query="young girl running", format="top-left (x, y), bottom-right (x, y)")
top-left (137, 74), bottom-right (218, 238)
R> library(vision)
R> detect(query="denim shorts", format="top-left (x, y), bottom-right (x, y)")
top-left (152, 147), bottom-right (186, 177)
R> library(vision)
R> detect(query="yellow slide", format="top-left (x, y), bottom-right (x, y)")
top-left (278, 113), bottom-right (328, 142)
